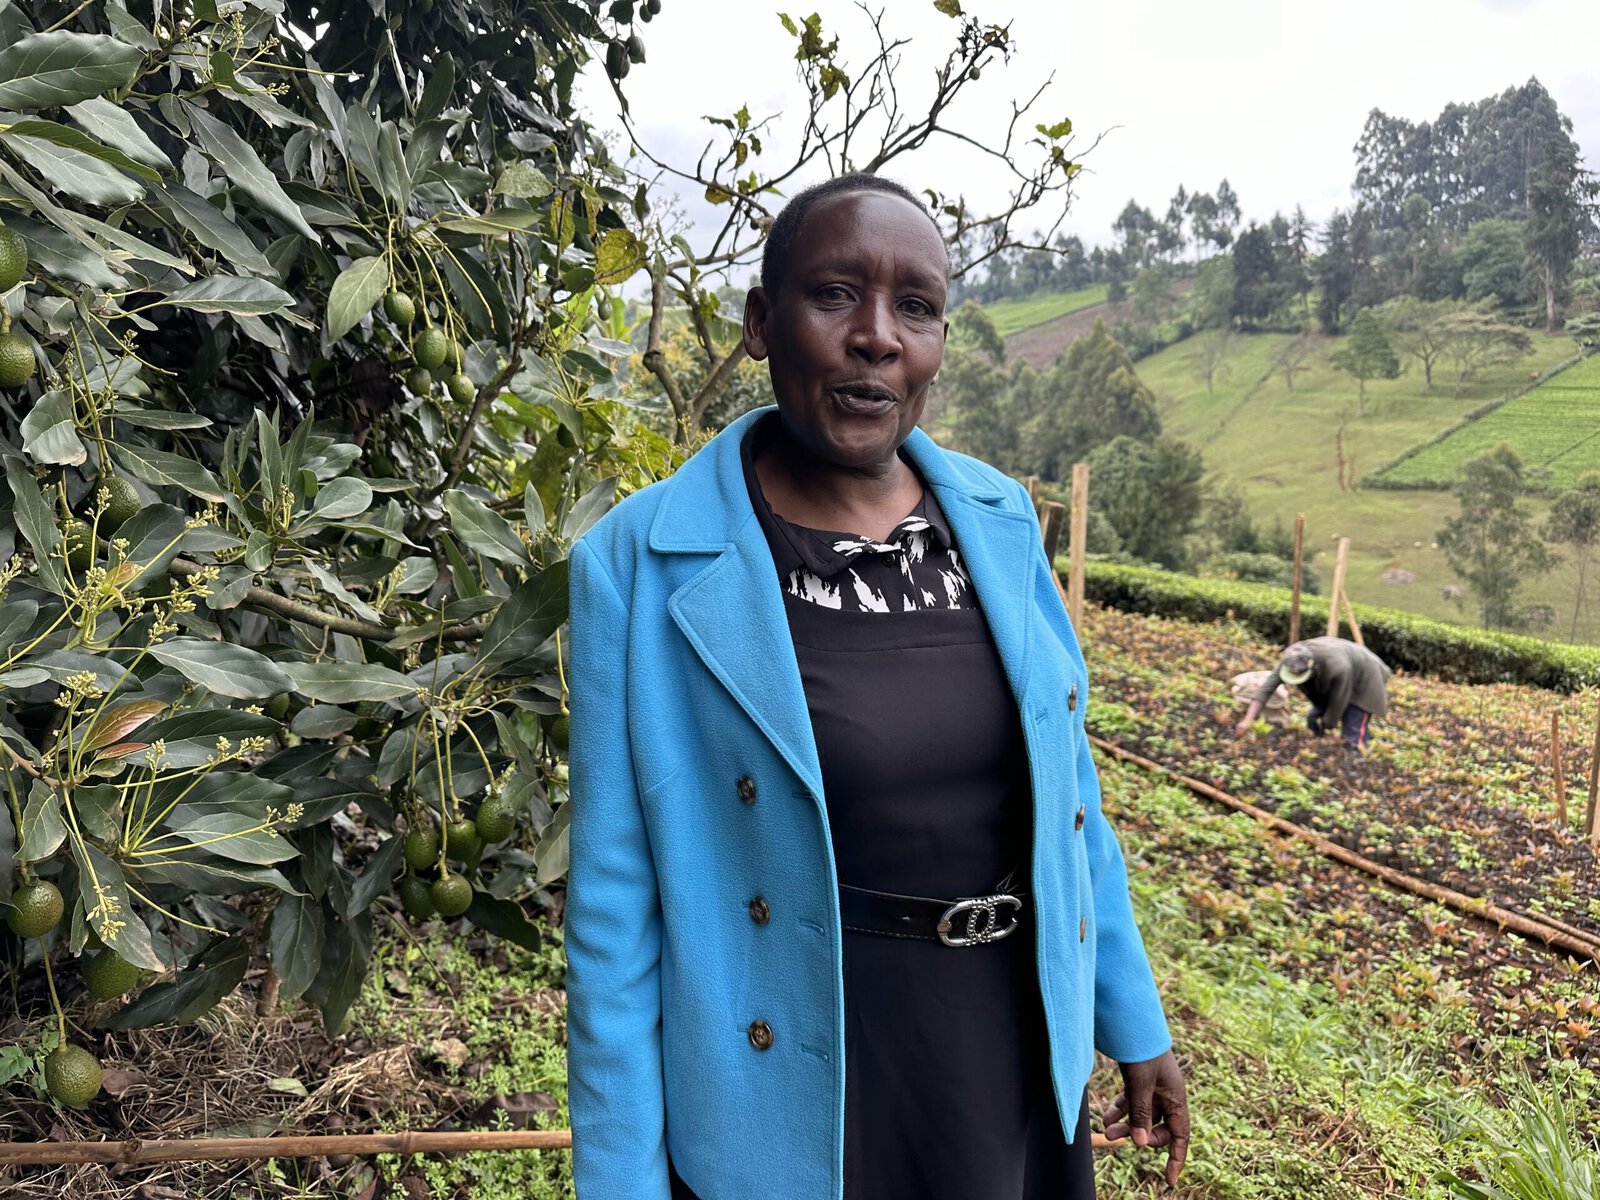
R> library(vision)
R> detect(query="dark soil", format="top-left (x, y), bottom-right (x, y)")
top-left (1084, 605), bottom-right (1600, 1082)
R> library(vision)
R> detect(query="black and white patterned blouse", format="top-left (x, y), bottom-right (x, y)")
top-left (742, 415), bottom-right (976, 613)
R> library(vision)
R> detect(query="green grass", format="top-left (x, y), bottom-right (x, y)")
top-left (1094, 753), bottom-right (1600, 1198)
top-left (321, 733), bottom-right (1600, 1199)
top-left (352, 925), bottom-right (573, 1200)
top-left (981, 284), bottom-right (1107, 337)
top-left (1134, 328), bottom-right (1600, 642)
top-left (1379, 352), bottom-right (1600, 490)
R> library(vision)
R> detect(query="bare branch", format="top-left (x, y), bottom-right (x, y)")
top-left (690, 343), bottom-right (750, 427)
top-left (641, 263), bottom-right (691, 440)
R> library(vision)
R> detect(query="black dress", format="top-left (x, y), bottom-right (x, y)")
top-left (670, 419), bottom-right (1094, 1199)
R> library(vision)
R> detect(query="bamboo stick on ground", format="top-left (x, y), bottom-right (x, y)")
top-left (1587, 701), bottom-right (1600, 844)
top-left (0, 1129), bottom-right (574, 1166)
top-left (1088, 734), bottom-right (1600, 965)
top-left (0, 1124), bottom-right (1118, 1166)
top-left (1553, 712), bottom-right (1567, 826)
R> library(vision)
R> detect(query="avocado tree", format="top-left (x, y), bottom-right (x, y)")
top-left (0, 0), bottom-right (673, 1110)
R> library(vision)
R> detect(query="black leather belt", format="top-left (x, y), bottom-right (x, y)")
top-left (839, 881), bottom-right (1028, 947)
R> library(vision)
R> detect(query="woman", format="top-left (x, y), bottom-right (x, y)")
top-left (567, 174), bottom-right (1188, 1199)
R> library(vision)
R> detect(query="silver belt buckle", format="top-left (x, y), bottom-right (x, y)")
top-left (936, 894), bottom-right (1022, 947)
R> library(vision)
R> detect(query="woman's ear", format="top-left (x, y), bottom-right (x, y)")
top-left (743, 286), bottom-right (771, 362)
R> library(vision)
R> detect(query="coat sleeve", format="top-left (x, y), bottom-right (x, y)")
top-left (1077, 734), bottom-right (1174, 1064)
top-left (1012, 481), bottom-right (1172, 1065)
top-left (565, 540), bottom-right (671, 1200)
top-left (1251, 669), bottom-right (1285, 708)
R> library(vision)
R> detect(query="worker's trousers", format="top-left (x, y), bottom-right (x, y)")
top-left (1307, 705), bottom-right (1372, 752)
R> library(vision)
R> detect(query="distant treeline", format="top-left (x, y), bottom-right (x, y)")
top-left (957, 78), bottom-right (1598, 337)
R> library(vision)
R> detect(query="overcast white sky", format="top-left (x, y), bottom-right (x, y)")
top-left (575, 0), bottom-right (1599, 273)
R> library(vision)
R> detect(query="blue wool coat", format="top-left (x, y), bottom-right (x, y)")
top-left (566, 408), bottom-right (1171, 1200)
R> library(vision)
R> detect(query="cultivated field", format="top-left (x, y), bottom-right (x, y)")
top-left (982, 284), bottom-right (1108, 338)
top-left (1134, 329), bottom-right (1598, 641)
top-left (1378, 352), bottom-right (1600, 491)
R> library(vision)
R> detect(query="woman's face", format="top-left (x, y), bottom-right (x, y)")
top-left (744, 190), bottom-right (948, 474)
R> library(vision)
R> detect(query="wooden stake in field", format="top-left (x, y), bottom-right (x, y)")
top-left (1552, 711), bottom-right (1568, 826)
top-left (1586, 700), bottom-right (1600, 845)
top-left (1288, 512), bottom-right (1305, 646)
top-left (1026, 474), bottom-right (1040, 504)
top-left (1341, 593), bottom-right (1365, 648)
top-left (1327, 536), bottom-right (1350, 638)
top-left (1039, 500), bottom-right (1066, 565)
top-left (1068, 463), bottom-right (1089, 632)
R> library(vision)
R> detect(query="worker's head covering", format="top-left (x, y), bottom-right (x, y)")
top-left (1278, 644), bottom-right (1315, 686)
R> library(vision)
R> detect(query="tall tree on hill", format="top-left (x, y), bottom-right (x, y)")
top-left (1055, 235), bottom-right (1094, 290)
top-left (1526, 138), bottom-right (1599, 332)
top-left (1377, 297), bottom-right (1460, 391)
top-left (1353, 79), bottom-right (1578, 231)
top-left (1231, 224), bottom-right (1288, 325)
top-left (1566, 313), bottom-right (1600, 352)
top-left (1131, 266), bottom-right (1176, 323)
top-left (1191, 257), bottom-right (1237, 330)
top-left (933, 303), bottom-right (1011, 464)
top-left (1114, 200), bottom-right (1160, 271)
top-left (1458, 218), bottom-right (1532, 308)
top-left (1272, 333), bottom-right (1318, 393)
top-left (1215, 179), bottom-right (1242, 247)
top-left (1353, 107), bottom-right (1429, 229)
top-left (1397, 193), bottom-right (1462, 300)
top-left (1544, 472), bottom-right (1600, 638)
top-left (1085, 435), bottom-right (1205, 568)
top-left (1437, 444), bottom-right (1557, 629)
top-left (1314, 208), bottom-right (1376, 332)
top-left (1331, 309), bottom-right (1401, 415)
top-left (1436, 310), bottom-right (1534, 396)
top-left (1021, 320), bottom-right (1161, 480)
top-left (1186, 190), bottom-right (1222, 257)
top-left (1162, 186), bottom-right (1190, 261)
top-left (1288, 205), bottom-right (1316, 320)
top-left (1190, 327), bottom-right (1235, 397)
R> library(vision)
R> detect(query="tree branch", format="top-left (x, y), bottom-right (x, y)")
top-left (641, 263), bottom-right (691, 441)
top-left (690, 343), bottom-right (750, 427)
top-left (167, 558), bottom-right (487, 644)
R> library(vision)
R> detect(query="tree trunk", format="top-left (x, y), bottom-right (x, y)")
top-left (1545, 263), bottom-right (1558, 335)
top-left (1574, 557), bottom-right (1590, 640)
top-left (1357, 377), bottom-right (1365, 418)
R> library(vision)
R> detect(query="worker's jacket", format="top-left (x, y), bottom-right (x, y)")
top-left (1253, 636), bottom-right (1392, 729)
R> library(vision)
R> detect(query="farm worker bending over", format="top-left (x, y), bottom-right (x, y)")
top-left (1233, 637), bottom-right (1392, 752)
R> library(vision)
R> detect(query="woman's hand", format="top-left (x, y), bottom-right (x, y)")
top-left (1233, 699), bottom-right (1263, 738)
top-left (1103, 1048), bottom-right (1190, 1186)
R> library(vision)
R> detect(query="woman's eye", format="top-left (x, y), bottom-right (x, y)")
top-left (900, 298), bottom-right (935, 318)
top-left (817, 285), bottom-right (852, 303)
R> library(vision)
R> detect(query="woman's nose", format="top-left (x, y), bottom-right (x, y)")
top-left (845, 294), bottom-right (899, 362)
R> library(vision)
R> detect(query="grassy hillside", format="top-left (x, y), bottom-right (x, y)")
top-left (982, 284), bottom-right (1107, 337)
top-left (1377, 351), bottom-right (1600, 489)
top-left (1135, 328), bottom-right (1599, 642)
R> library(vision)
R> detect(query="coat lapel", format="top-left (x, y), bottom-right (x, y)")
top-left (927, 482), bottom-right (1039, 712)
top-left (651, 411), bottom-right (1037, 801)
top-left (654, 410), bottom-right (825, 799)
top-left (667, 518), bottom-right (824, 799)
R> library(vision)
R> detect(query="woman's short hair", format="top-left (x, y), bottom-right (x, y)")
top-left (760, 173), bottom-right (950, 296)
